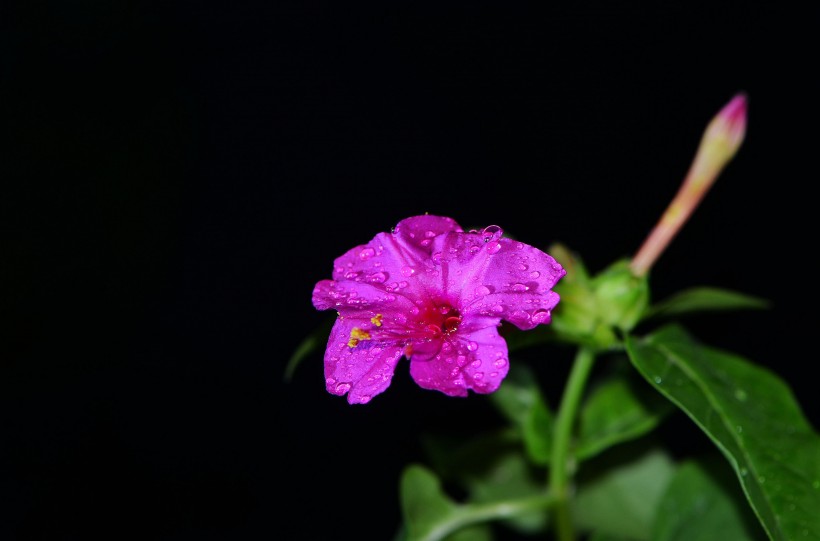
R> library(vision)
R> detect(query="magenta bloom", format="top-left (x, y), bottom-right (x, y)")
top-left (312, 215), bottom-right (566, 404)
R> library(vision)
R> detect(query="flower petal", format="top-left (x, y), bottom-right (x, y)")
top-left (392, 214), bottom-right (462, 252)
top-left (327, 216), bottom-right (462, 305)
top-left (323, 317), bottom-right (404, 404)
top-left (409, 323), bottom-right (508, 396)
top-left (429, 233), bottom-right (566, 330)
top-left (312, 279), bottom-right (418, 316)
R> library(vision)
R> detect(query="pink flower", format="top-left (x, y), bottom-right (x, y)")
top-left (312, 215), bottom-right (566, 404)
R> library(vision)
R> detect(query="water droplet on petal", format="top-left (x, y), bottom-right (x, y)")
top-left (467, 342), bottom-right (478, 351)
top-left (424, 230), bottom-right (436, 238)
top-left (367, 271), bottom-right (387, 283)
top-left (456, 355), bottom-right (467, 366)
top-left (486, 242), bottom-right (502, 254)
top-left (420, 238), bottom-right (432, 247)
top-left (481, 225), bottom-right (503, 242)
top-left (529, 271), bottom-right (541, 279)
top-left (473, 372), bottom-right (484, 380)
top-left (398, 281), bottom-right (409, 289)
top-left (401, 266), bottom-right (417, 277)
top-left (471, 359), bottom-right (482, 367)
top-left (511, 283), bottom-right (529, 292)
top-left (431, 251), bottom-right (443, 263)
top-left (531, 309), bottom-right (551, 324)
top-left (511, 310), bottom-right (530, 323)
top-left (493, 358), bottom-right (507, 368)
top-left (410, 306), bottom-right (420, 315)
top-left (335, 382), bottom-right (352, 394)
top-left (474, 285), bottom-right (491, 297)
top-left (359, 247), bottom-right (376, 260)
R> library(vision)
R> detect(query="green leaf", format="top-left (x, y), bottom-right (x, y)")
top-left (625, 324), bottom-right (820, 541)
top-left (400, 464), bottom-right (553, 541)
top-left (573, 444), bottom-right (676, 540)
top-left (576, 370), bottom-right (675, 461)
top-left (401, 464), bottom-right (463, 541)
top-left (464, 449), bottom-right (550, 534)
top-left (652, 455), bottom-right (767, 541)
top-left (421, 431), bottom-right (549, 535)
top-left (283, 316), bottom-right (334, 381)
top-left (490, 363), bottom-right (553, 465)
top-left (643, 287), bottom-right (769, 321)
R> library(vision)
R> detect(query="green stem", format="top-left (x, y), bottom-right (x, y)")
top-left (417, 493), bottom-right (556, 541)
top-left (550, 346), bottom-right (596, 541)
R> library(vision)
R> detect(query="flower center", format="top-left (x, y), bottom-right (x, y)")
top-left (424, 305), bottom-right (461, 338)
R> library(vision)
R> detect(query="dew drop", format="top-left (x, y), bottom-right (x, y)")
top-left (431, 251), bottom-right (443, 263)
top-left (511, 283), bottom-right (529, 292)
top-left (654, 376), bottom-right (663, 384)
top-left (326, 377), bottom-right (337, 387)
top-left (511, 310), bottom-right (530, 323)
top-left (398, 281), bottom-right (409, 289)
top-left (734, 389), bottom-right (748, 401)
top-left (486, 242), bottom-right (502, 254)
top-left (410, 306), bottom-right (420, 315)
top-left (368, 271), bottom-right (387, 283)
top-left (481, 225), bottom-right (502, 241)
top-left (401, 266), bottom-right (417, 277)
top-left (420, 238), bottom-right (432, 247)
top-left (424, 230), bottom-right (436, 238)
top-left (531, 309), bottom-right (551, 324)
top-left (518, 263), bottom-right (529, 271)
top-left (529, 271), bottom-right (541, 279)
top-left (359, 247), bottom-right (376, 260)
top-left (471, 359), bottom-right (482, 368)
top-left (493, 358), bottom-right (508, 368)
top-left (474, 285), bottom-right (491, 297)
top-left (467, 342), bottom-right (478, 351)
top-left (456, 355), bottom-right (467, 366)
top-left (740, 468), bottom-right (748, 477)
top-left (335, 382), bottom-right (352, 394)
top-left (473, 372), bottom-right (484, 380)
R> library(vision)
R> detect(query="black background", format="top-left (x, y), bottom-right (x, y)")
top-left (3, 2), bottom-right (818, 540)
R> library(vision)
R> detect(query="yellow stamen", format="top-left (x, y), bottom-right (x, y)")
top-left (370, 314), bottom-right (383, 327)
top-left (347, 327), bottom-right (371, 348)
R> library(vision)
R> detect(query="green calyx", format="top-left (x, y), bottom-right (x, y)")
top-left (548, 244), bottom-right (649, 350)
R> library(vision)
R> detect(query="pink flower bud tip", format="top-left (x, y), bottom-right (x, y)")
top-left (709, 92), bottom-right (748, 152)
